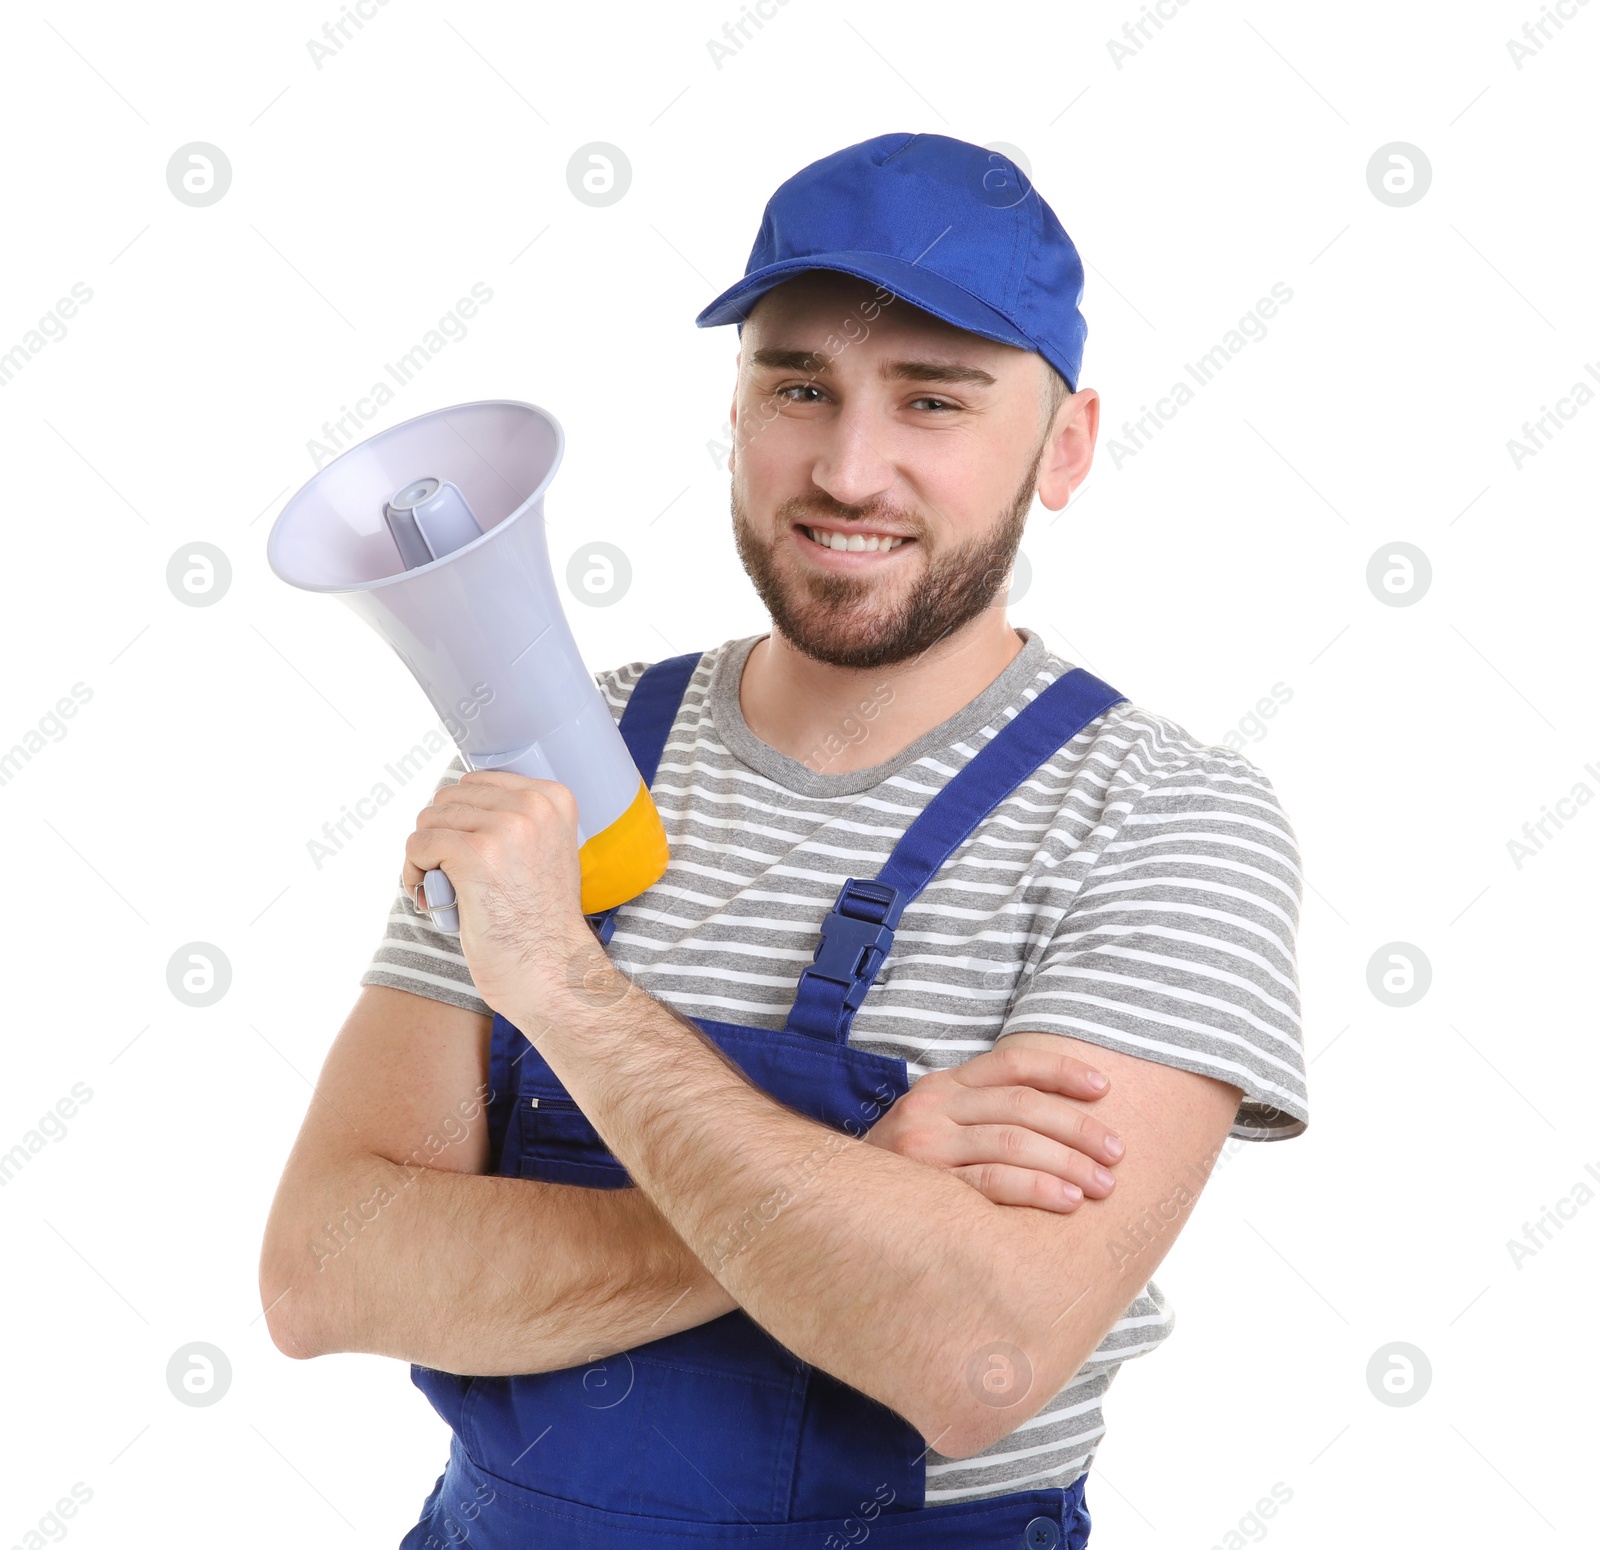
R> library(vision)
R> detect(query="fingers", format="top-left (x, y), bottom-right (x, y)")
top-left (402, 817), bottom-right (493, 894)
top-left (948, 1163), bottom-right (1087, 1213)
top-left (423, 771), bottom-right (580, 824)
top-left (940, 1119), bottom-right (1119, 1199)
top-left (401, 775), bottom-right (579, 891)
top-left (404, 802), bottom-right (499, 889)
top-left (939, 1082), bottom-right (1124, 1170)
top-left (956, 1041), bottom-right (1113, 1102)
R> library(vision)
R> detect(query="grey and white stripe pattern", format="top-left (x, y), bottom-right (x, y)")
top-left (361, 626), bottom-right (1308, 1503)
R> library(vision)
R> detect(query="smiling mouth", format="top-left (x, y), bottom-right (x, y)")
top-left (797, 524), bottom-right (913, 554)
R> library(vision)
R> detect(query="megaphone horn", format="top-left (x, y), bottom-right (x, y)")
top-left (267, 400), bottom-right (669, 933)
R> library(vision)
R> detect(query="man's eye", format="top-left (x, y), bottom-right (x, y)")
top-left (769, 386), bottom-right (957, 412)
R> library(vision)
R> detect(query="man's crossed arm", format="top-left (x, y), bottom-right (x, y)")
top-left (260, 975), bottom-right (1239, 1460)
top-left (262, 744), bottom-right (1246, 1460)
top-left (259, 982), bottom-right (1125, 1375)
top-left (500, 944), bottom-right (1242, 1459)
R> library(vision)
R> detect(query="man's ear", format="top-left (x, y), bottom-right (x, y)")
top-left (1035, 387), bottom-right (1099, 512)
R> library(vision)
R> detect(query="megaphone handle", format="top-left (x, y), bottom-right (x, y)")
top-left (421, 867), bottom-right (461, 934)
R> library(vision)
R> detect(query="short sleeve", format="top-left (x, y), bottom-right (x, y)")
top-left (1000, 754), bottom-right (1308, 1141)
top-left (358, 752), bottom-right (493, 1018)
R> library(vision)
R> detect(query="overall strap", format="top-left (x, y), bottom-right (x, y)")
top-left (616, 651), bottom-right (704, 788)
top-left (784, 667), bottom-right (1128, 1044)
top-left (587, 651), bottom-right (704, 946)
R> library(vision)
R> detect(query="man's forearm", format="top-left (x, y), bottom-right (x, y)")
top-left (525, 980), bottom-right (1036, 1451)
top-left (264, 1147), bottom-right (736, 1373)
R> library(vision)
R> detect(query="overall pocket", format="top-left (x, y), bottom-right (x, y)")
top-left (518, 1091), bottom-right (635, 1188)
top-left (461, 1327), bottom-right (811, 1523)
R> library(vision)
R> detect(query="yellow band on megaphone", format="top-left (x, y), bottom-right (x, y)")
top-left (577, 777), bottom-right (670, 916)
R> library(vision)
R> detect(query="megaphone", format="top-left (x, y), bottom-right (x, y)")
top-left (267, 399), bottom-right (669, 933)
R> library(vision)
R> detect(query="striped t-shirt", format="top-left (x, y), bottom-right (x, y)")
top-left (361, 625), bottom-right (1309, 1504)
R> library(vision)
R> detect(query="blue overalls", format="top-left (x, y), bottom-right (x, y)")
top-left (403, 651), bottom-right (1127, 1550)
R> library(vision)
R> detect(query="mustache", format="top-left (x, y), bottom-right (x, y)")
top-left (780, 499), bottom-right (927, 537)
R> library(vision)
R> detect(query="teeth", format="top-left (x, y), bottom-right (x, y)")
top-left (803, 526), bottom-right (906, 552)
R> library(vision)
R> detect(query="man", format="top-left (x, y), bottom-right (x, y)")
top-left (260, 132), bottom-right (1308, 1549)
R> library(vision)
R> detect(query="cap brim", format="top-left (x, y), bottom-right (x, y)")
top-left (694, 250), bottom-right (1039, 359)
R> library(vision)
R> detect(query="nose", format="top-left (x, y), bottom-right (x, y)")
top-left (809, 399), bottom-right (896, 511)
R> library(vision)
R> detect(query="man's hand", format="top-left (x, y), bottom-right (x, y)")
top-left (402, 769), bottom-right (594, 1017)
top-left (864, 1042), bottom-right (1124, 1212)
top-left (403, 771), bottom-right (1131, 1217)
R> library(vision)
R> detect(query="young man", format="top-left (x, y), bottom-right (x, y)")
top-left (261, 133), bottom-right (1308, 1549)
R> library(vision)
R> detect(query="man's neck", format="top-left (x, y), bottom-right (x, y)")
top-left (737, 616), bottom-right (1027, 776)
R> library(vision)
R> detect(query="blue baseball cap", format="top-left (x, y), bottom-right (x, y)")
top-left (694, 132), bottom-right (1088, 391)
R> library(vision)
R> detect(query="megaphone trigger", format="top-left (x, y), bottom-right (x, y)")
top-left (420, 867), bottom-right (461, 934)
top-left (403, 866), bottom-right (461, 935)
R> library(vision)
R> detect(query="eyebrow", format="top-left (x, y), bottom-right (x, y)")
top-left (749, 346), bottom-right (998, 388)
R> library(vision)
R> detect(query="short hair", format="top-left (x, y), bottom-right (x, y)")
top-left (1038, 359), bottom-right (1073, 431)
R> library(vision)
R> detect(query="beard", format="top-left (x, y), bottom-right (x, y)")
top-left (730, 431), bottom-right (1046, 672)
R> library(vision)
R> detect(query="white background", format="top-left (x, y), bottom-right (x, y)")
top-left (2, 0), bottom-right (1596, 1544)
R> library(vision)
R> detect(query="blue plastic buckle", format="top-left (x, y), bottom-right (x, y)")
top-left (803, 879), bottom-right (903, 1011)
